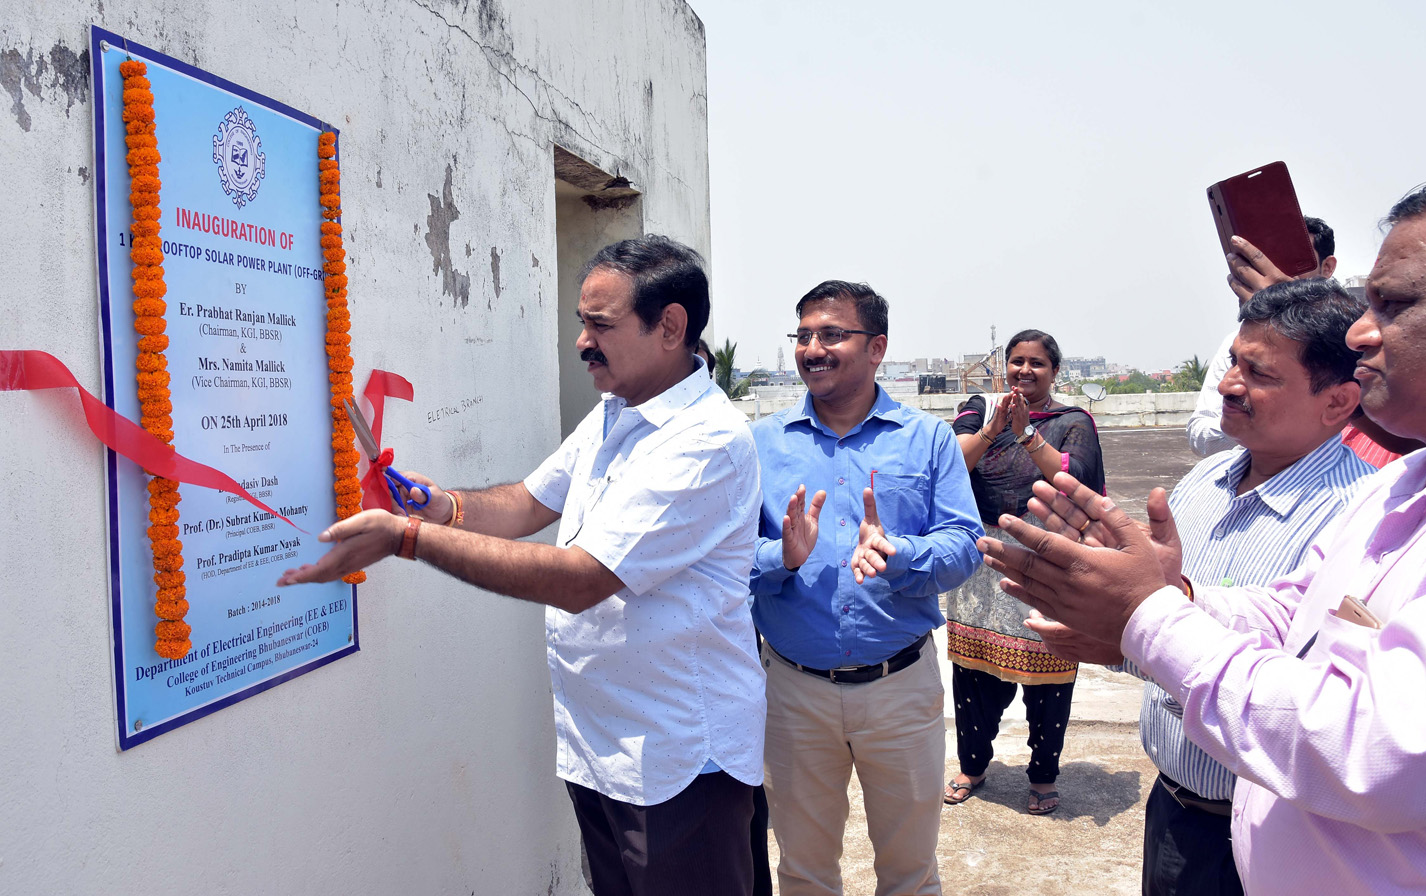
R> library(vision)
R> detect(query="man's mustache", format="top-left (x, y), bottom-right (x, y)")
top-left (581, 348), bottom-right (608, 365)
top-left (1223, 394), bottom-right (1251, 416)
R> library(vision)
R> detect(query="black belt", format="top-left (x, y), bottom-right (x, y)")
top-left (1158, 774), bottom-right (1232, 818)
top-left (772, 633), bottom-right (929, 684)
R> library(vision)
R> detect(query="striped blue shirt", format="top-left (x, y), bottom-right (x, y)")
top-left (1128, 434), bottom-right (1375, 799)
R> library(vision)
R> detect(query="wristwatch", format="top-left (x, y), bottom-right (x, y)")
top-left (1016, 424), bottom-right (1037, 446)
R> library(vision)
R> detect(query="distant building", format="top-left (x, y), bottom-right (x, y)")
top-left (1342, 274), bottom-right (1368, 302)
top-left (1061, 355), bottom-right (1108, 378)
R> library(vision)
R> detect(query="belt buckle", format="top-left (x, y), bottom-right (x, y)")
top-left (1160, 776), bottom-right (1192, 811)
top-left (828, 664), bottom-right (861, 683)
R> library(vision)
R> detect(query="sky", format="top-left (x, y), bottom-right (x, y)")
top-left (692, 0), bottom-right (1426, 374)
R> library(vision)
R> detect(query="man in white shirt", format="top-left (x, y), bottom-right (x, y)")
top-left (1187, 216), bottom-right (1337, 456)
top-left (278, 236), bottom-right (766, 896)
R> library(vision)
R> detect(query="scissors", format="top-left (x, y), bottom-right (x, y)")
top-left (343, 399), bottom-right (431, 515)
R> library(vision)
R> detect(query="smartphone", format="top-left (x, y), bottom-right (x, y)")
top-left (1334, 595), bottom-right (1383, 630)
top-left (1207, 161), bottom-right (1319, 277)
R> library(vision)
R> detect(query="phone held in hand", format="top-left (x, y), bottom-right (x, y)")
top-left (1207, 161), bottom-right (1319, 277)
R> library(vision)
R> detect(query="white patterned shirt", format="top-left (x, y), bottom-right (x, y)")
top-left (524, 363), bottom-right (765, 805)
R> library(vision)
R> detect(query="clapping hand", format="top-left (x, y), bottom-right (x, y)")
top-left (851, 488), bottom-right (897, 584)
top-left (977, 472), bottom-right (1170, 645)
top-left (984, 391), bottom-right (1014, 437)
top-left (1025, 610), bottom-right (1125, 665)
top-left (1009, 388), bottom-right (1031, 435)
top-left (782, 484), bottom-right (826, 571)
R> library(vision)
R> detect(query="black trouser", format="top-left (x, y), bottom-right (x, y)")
top-left (950, 663), bottom-right (1074, 784)
top-left (751, 784), bottom-right (772, 896)
top-left (1142, 776), bottom-right (1244, 896)
top-left (566, 771), bottom-right (755, 896)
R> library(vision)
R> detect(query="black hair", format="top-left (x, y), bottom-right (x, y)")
top-left (1237, 278), bottom-right (1365, 393)
top-left (1005, 329), bottom-right (1062, 370)
top-left (794, 281), bottom-right (889, 336)
top-left (580, 235), bottom-right (709, 348)
top-left (1384, 184), bottom-right (1426, 227)
top-left (1304, 216), bottom-right (1335, 263)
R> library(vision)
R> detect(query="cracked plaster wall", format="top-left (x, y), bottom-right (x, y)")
top-left (0, 2), bottom-right (709, 894)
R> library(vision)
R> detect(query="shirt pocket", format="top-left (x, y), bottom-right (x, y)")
top-left (1304, 605), bottom-right (1383, 667)
top-left (871, 472), bottom-right (930, 528)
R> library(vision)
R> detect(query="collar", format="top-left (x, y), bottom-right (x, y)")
top-left (1217, 435), bottom-right (1360, 518)
top-left (601, 359), bottom-right (714, 429)
top-left (785, 385), bottom-right (906, 438)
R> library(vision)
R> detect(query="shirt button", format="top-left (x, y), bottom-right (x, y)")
top-left (842, 606), bottom-right (850, 613)
top-left (841, 559), bottom-right (848, 567)
top-left (840, 519), bottom-right (846, 526)
top-left (845, 650), bottom-right (852, 657)
top-left (838, 477), bottom-right (845, 484)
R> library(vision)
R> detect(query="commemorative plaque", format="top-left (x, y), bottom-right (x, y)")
top-left (92, 27), bottom-right (358, 749)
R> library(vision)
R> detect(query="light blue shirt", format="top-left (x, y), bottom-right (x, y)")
top-left (750, 387), bottom-right (982, 669)
top-left (525, 364), bottom-right (766, 805)
top-left (1129, 434), bottom-right (1374, 799)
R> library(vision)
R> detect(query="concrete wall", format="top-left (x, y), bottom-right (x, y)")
top-left (0, 2), bottom-right (709, 893)
top-left (738, 388), bottom-right (1197, 429)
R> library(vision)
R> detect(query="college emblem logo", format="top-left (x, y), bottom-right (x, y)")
top-left (212, 107), bottom-right (266, 208)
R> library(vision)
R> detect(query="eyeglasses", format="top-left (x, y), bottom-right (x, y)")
top-left (787, 327), bottom-right (878, 346)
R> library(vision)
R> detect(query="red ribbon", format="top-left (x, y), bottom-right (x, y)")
top-left (359, 447), bottom-right (396, 509)
top-left (358, 370), bottom-right (415, 510)
top-left (1, 350), bottom-right (300, 529)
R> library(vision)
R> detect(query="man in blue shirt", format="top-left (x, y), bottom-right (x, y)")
top-left (750, 281), bottom-right (982, 896)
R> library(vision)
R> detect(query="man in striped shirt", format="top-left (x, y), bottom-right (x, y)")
top-left (989, 186), bottom-right (1426, 895)
top-left (1128, 278), bottom-right (1376, 895)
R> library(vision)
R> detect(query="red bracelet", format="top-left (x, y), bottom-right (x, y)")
top-left (398, 516), bottom-right (422, 560)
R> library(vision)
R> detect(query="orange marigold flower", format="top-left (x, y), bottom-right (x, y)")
top-left (136, 369), bottom-right (170, 388)
top-left (155, 619), bottom-right (192, 641)
top-left (154, 639), bottom-right (191, 660)
top-left (137, 334), bottom-right (169, 353)
top-left (154, 598), bottom-right (190, 620)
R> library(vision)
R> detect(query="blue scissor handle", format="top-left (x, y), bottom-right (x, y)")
top-left (384, 467), bottom-right (431, 513)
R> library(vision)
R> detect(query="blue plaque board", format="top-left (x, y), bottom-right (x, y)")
top-left (93, 27), bottom-right (358, 750)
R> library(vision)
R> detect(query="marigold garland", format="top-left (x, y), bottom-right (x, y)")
top-left (320, 131), bottom-right (366, 585)
top-left (120, 59), bottom-right (190, 660)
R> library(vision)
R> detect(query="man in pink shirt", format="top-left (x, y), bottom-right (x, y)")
top-left (979, 186), bottom-right (1426, 894)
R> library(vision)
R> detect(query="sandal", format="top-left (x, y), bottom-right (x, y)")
top-left (1027, 788), bottom-right (1059, 816)
top-left (944, 776), bottom-right (985, 805)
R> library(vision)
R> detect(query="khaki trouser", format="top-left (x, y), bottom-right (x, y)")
top-left (762, 637), bottom-right (946, 896)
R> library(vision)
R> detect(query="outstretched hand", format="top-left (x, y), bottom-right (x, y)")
top-left (782, 484), bottom-right (826, 571)
top-left (977, 472), bottom-right (1169, 645)
top-left (277, 509), bottom-right (403, 586)
top-left (851, 487), bottom-right (897, 584)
